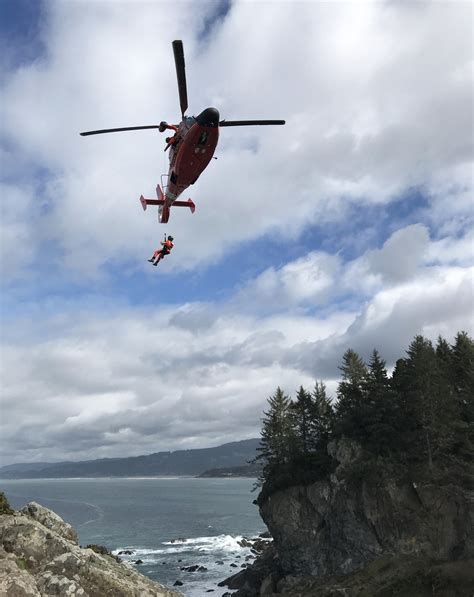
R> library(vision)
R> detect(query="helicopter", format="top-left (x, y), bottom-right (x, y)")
top-left (80, 40), bottom-right (285, 223)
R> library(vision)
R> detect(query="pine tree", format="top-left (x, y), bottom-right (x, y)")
top-left (435, 335), bottom-right (459, 424)
top-left (363, 350), bottom-right (400, 456)
top-left (436, 336), bottom-right (454, 384)
top-left (255, 331), bottom-right (473, 503)
top-left (451, 331), bottom-right (474, 424)
top-left (335, 349), bottom-right (368, 441)
top-left (448, 332), bottom-right (474, 464)
top-left (290, 386), bottom-right (313, 456)
top-left (311, 380), bottom-right (333, 452)
top-left (254, 387), bottom-right (294, 484)
top-left (397, 335), bottom-right (445, 470)
top-left (391, 357), bottom-right (418, 455)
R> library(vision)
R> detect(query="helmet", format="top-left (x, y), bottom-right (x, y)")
top-left (168, 236), bottom-right (174, 241)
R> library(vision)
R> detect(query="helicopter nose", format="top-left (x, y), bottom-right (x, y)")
top-left (196, 107), bottom-right (220, 127)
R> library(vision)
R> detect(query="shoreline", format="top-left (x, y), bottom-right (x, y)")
top-left (1, 475), bottom-right (259, 481)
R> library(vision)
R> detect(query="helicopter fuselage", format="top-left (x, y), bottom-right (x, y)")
top-left (165, 108), bottom-right (220, 204)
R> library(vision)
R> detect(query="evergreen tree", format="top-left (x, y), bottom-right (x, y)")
top-left (435, 335), bottom-right (459, 424)
top-left (447, 332), bottom-right (474, 463)
top-left (290, 386), bottom-right (314, 456)
top-left (363, 350), bottom-right (400, 455)
top-left (451, 331), bottom-right (474, 424)
top-left (391, 356), bottom-right (418, 453)
top-left (311, 380), bottom-right (333, 451)
top-left (397, 335), bottom-right (449, 470)
top-left (255, 331), bottom-right (473, 504)
top-left (335, 349), bottom-right (368, 441)
top-left (254, 387), bottom-right (294, 484)
top-left (436, 336), bottom-right (454, 384)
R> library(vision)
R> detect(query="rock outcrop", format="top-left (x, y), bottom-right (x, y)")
top-left (0, 501), bottom-right (183, 597)
top-left (224, 439), bottom-right (474, 596)
top-left (260, 439), bottom-right (473, 579)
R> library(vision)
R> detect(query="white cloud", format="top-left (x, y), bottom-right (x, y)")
top-left (365, 224), bottom-right (430, 283)
top-left (1, 2), bottom-right (473, 464)
top-left (2, 224), bottom-right (473, 464)
top-left (1, 1), bottom-right (472, 277)
top-left (238, 252), bottom-right (340, 310)
top-left (0, 183), bottom-right (41, 278)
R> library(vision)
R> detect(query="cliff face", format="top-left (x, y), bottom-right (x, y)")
top-left (0, 502), bottom-right (182, 597)
top-left (259, 439), bottom-right (473, 580)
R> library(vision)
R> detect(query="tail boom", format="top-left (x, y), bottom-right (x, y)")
top-left (139, 185), bottom-right (195, 222)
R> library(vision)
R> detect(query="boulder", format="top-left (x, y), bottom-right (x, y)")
top-left (219, 544), bottom-right (280, 596)
top-left (0, 549), bottom-right (41, 596)
top-left (20, 502), bottom-right (78, 544)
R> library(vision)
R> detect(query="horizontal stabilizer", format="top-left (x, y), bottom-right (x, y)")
top-left (140, 197), bottom-right (195, 213)
top-left (140, 198), bottom-right (165, 206)
top-left (173, 199), bottom-right (196, 213)
top-left (139, 195), bottom-right (164, 210)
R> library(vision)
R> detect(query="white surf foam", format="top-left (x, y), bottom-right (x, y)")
top-left (114, 534), bottom-right (251, 559)
top-left (162, 534), bottom-right (245, 552)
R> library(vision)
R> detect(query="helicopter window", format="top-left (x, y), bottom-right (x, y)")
top-left (198, 131), bottom-right (209, 146)
top-left (170, 171), bottom-right (178, 184)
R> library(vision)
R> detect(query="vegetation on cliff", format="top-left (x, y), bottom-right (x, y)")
top-left (254, 331), bottom-right (473, 504)
top-left (0, 492), bottom-right (14, 515)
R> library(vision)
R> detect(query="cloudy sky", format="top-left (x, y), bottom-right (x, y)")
top-left (1, 0), bottom-right (472, 465)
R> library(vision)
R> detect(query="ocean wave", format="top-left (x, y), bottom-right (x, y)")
top-left (162, 534), bottom-right (246, 552)
top-left (113, 534), bottom-right (249, 558)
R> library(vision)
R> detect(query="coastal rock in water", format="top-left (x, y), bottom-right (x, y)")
top-left (219, 543), bottom-right (279, 596)
top-left (0, 502), bottom-right (183, 597)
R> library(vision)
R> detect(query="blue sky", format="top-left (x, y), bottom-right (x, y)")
top-left (1, 0), bottom-right (473, 465)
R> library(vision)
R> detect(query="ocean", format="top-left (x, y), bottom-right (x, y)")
top-left (1, 477), bottom-right (267, 596)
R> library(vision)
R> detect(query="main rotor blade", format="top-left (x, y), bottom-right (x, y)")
top-left (172, 40), bottom-right (188, 118)
top-left (80, 125), bottom-right (160, 136)
top-left (219, 120), bottom-right (286, 127)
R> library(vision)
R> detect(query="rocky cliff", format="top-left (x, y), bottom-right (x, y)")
top-left (260, 439), bottom-right (473, 578)
top-left (0, 501), bottom-right (183, 597)
top-left (224, 439), bottom-right (474, 596)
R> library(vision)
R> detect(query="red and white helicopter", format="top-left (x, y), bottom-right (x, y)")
top-left (80, 40), bottom-right (285, 223)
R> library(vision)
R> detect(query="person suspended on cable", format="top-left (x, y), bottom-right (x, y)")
top-left (148, 235), bottom-right (174, 266)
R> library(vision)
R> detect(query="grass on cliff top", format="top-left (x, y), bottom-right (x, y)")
top-left (0, 492), bottom-right (14, 515)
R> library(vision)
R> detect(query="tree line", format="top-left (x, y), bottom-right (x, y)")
top-left (254, 332), bottom-right (473, 502)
